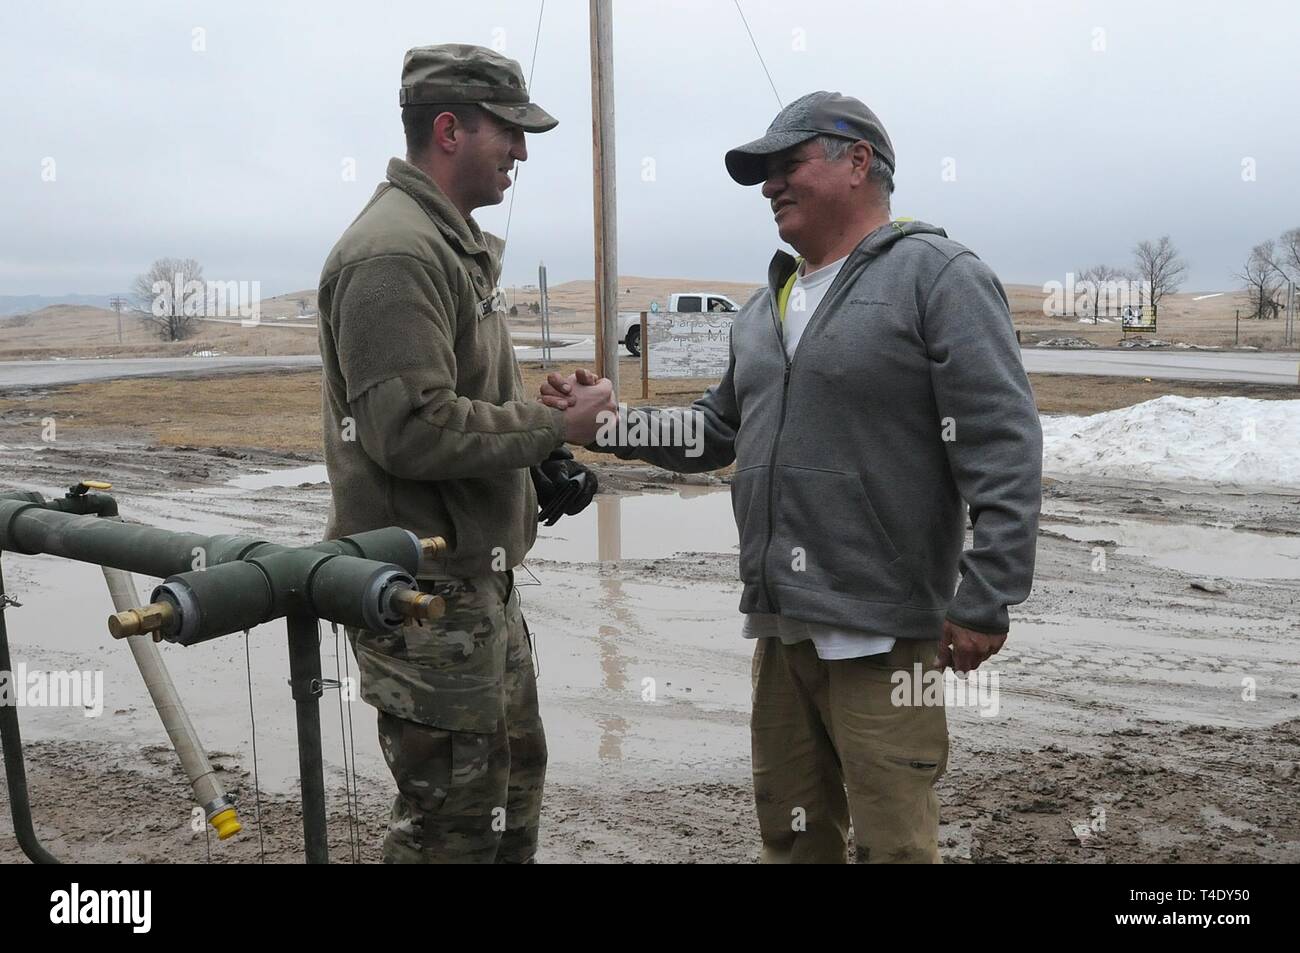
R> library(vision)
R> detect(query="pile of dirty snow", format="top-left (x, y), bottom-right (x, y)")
top-left (1117, 338), bottom-right (1172, 348)
top-left (1041, 396), bottom-right (1300, 486)
top-left (1035, 337), bottom-right (1097, 348)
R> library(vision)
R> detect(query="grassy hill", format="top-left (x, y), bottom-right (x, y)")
top-left (0, 279), bottom-right (1280, 360)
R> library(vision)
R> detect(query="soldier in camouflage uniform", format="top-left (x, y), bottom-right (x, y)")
top-left (318, 44), bottom-right (613, 863)
top-left (357, 573), bottom-right (543, 863)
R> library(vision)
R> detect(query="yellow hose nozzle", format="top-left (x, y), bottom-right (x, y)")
top-left (210, 808), bottom-right (242, 840)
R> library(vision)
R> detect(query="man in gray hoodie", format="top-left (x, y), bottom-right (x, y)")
top-left (542, 91), bottom-right (1042, 863)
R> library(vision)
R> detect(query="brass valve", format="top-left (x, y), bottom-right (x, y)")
top-left (419, 536), bottom-right (448, 559)
top-left (108, 601), bottom-right (174, 641)
top-left (389, 587), bottom-right (446, 623)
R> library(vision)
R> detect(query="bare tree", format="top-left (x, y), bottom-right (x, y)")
top-left (132, 257), bottom-right (205, 341)
top-left (1276, 227), bottom-right (1300, 280)
top-left (1235, 241), bottom-right (1283, 320)
top-left (1132, 236), bottom-right (1187, 318)
top-left (1077, 263), bottom-right (1125, 323)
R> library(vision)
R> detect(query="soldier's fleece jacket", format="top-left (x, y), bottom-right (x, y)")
top-left (318, 158), bottom-right (566, 579)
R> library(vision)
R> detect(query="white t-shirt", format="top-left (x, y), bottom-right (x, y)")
top-left (744, 253), bottom-right (897, 661)
top-left (782, 253), bottom-right (847, 360)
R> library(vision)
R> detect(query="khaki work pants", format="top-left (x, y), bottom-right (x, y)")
top-left (750, 636), bottom-right (948, 863)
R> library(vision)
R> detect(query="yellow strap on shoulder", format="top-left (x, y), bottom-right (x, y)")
top-left (776, 259), bottom-right (801, 322)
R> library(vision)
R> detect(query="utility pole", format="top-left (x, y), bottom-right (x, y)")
top-left (1287, 279), bottom-right (1296, 348)
top-left (539, 262), bottom-right (551, 367)
top-left (108, 295), bottom-right (127, 344)
top-left (589, 0), bottom-right (619, 397)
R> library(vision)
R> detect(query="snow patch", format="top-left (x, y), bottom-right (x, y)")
top-left (1035, 336), bottom-right (1097, 348)
top-left (1042, 396), bottom-right (1300, 487)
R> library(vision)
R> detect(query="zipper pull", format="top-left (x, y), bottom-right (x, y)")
top-left (783, 362), bottom-right (791, 387)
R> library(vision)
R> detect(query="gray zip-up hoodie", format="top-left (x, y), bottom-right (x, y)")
top-left (592, 220), bottom-right (1042, 640)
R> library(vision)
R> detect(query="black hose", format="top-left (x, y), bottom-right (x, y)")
top-left (0, 554), bottom-right (61, 863)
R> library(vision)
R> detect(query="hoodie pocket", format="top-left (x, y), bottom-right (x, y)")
top-left (729, 465), bottom-right (769, 585)
top-left (773, 465), bottom-right (913, 602)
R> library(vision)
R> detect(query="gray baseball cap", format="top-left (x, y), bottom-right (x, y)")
top-left (724, 91), bottom-right (895, 186)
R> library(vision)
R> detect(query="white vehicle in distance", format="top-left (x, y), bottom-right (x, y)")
top-left (617, 292), bottom-right (741, 356)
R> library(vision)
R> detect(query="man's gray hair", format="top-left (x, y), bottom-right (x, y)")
top-left (817, 134), bottom-right (893, 208)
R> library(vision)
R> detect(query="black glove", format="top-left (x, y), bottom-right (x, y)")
top-left (531, 447), bottom-right (598, 525)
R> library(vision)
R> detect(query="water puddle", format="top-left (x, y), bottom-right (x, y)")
top-left (227, 464), bottom-right (328, 490)
top-left (220, 465), bottom-right (1300, 584)
top-left (220, 468), bottom-right (741, 564)
top-left (226, 459), bottom-right (1298, 581)
top-left (1040, 516), bottom-right (1300, 580)
top-left (532, 488), bottom-right (737, 562)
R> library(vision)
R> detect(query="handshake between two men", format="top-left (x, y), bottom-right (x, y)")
top-left (550, 367), bottom-right (615, 444)
top-left (528, 368), bottom-right (614, 527)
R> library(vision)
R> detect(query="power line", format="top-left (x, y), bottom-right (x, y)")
top-left (733, 0), bottom-right (782, 109)
top-left (501, 0), bottom-right (546, 273)
top-left (525, 0), bottom-right (545, 84)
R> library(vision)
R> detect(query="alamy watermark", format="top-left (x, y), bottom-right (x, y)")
top-left (890, 662), bottom-right (999, 717)
top-left (0, 664), bottom-right (104, 717)
top-left (50, 883), bottom-right (151, 933)
top-left (149, 273), bottom-right (262, 325)
top-left (1042, 272), bottom-right (1149, 319)
top-left (594, 404), bottom-right (705, 458)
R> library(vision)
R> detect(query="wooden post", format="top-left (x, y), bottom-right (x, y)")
top-left (589, 0), bottom-right (619, 398)
top-left (539, 262), bottom-right (551, 366)
top-left (640, 312), bottom-right (648, 399)
top-left (1284, 280), bottom-right (1294, 351)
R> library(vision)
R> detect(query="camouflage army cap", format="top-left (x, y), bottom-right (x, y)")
top-left (724, 90), bottom-right (894, 186)
top-left (400, 43), bottom-right (558, 133)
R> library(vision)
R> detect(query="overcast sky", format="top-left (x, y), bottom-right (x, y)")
top-left (2, 0), bottom-right (1296, 297)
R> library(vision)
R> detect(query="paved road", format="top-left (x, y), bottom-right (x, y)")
top-left (196, 316), bottom-right (318, 329)
top-left (2, 345), bottom-right (1297, 389)
top-left (517, 342), bottom-right (1300, 386)
top-left (0, 355), bottom-right (322, 388)
top-left (0, 334), bottom-right (591, 388)
top-left (1020, 348), bottom-right (1300, 385)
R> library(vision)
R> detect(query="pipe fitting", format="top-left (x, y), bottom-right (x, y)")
top-left (107, 601), bottom-right (175, 640)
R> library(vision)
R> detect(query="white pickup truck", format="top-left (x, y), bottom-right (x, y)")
top-left (617, 292), bottom-right (741, 356)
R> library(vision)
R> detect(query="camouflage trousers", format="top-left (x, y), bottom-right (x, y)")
top-left (347, 570), bottom-right (546, 863)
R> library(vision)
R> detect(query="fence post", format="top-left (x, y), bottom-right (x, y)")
top-left (640, 312), bottom-right (648, 399)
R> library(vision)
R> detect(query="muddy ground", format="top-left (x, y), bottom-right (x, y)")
top-left (1, 419), bottom-right (1298, 862)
